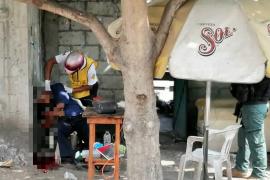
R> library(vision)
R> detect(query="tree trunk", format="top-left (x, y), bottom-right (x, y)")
top-left (119, 1), bottom-right (162, 179)
top-left (122, 65), bottom-right (162, 180)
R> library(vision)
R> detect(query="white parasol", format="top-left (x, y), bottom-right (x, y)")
top-left (169, 0), bottom-right (266, 179)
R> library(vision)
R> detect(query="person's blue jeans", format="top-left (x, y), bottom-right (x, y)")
top-left (235, 103), bottom-right (268, 178)
top-left (57, 115), bottom-right (89, 158)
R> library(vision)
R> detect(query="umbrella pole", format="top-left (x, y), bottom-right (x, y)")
top-left (202, 81), bottom-right (211, 180)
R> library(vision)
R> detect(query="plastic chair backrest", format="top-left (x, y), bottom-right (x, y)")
top-left (208, 124), bottom-right (241, 155)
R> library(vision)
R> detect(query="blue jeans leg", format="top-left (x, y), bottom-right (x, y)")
top-left (236, 104), bottom-right (268, 178)
top-left (74, 118), bottom-right (89, 149)
top-left (57, 119), bottom-right (74, 158)
top-left (235, 126), bottom-right (250, 172)
top-left (247, 127), bottom-right (267, 177)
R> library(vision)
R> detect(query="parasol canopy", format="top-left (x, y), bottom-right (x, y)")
top-left (169, 0), bottom-right (266, 83)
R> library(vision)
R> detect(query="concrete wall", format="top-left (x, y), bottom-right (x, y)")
top-left (43, 0), bottom-right (124, 101)
top-left (0, 1), bottom-right (40, 165)
top-left (0, 0), bottom-right (40, 132)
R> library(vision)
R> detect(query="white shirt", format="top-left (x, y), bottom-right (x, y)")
top-left (55, 51), bottom-right (98, 86)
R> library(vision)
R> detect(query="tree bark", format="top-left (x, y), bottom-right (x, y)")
top-left (122, 68), bottom-right (162, 180)
top-left (119, 1), bottom-right (162, 179)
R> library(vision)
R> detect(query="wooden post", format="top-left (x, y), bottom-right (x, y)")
top-left (88, 123), bottom-right (96, 179)
top-left (114, 122), bottom-right (121, 179)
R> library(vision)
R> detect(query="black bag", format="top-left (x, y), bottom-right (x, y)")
top-left (230, 83), bottom-right (250, 103)
top-left (233, 102), bottom-right (242, 122)
top-left (93, 100), bottom-right (117, 114)
top-left (231, 77), bottom-right (270, 103)
top-left (250, 77), bottom-right (270, 102)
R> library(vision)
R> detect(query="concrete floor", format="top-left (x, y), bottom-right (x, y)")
top-left (0, 135), bottom-right (269, 180)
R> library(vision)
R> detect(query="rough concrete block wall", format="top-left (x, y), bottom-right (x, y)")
top-left (44, 0), bottom-right (123, 101)
top-left (0, 0), bottom-right (37, 165)
top-left (0, 1), bottom-right (37, 132)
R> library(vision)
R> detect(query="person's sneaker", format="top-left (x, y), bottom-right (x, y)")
top-left (232, 168), bottom-right (249, 178)
top-left (223, 168), bottom-right (249, 178)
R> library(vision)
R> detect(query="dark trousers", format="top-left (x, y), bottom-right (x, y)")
top-left (57, 115), bottom-right (89, 158)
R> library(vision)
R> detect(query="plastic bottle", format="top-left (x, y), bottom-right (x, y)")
top-left (103, 131), bottom-right (111, 145)
top-left (64, 171), bottom-right (78, 180)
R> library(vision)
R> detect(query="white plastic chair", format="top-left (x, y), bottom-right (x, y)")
top-left (178, 124), bottom-right (241, 180)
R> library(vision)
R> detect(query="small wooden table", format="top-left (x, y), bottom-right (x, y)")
top-left (83, 107), bottom-right (124, 180)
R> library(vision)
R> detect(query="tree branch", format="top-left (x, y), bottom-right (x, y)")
top-left (153, 0), bottom-right (187, 61)
top-left (16, 0), bottom-right (121, 65)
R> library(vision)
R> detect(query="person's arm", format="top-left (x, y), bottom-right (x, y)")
top-left (44, 52), bottom-right (69, 91)
top-left (72, 85), bottom-right (90, 93)
top-left (45, 57), bottom-right (57, 80)
top-left (44, 57), bottom-right (57, 91)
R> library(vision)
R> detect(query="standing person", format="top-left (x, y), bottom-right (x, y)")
top-left (229, 77), bottom-right (270, 179)
top-left (51, 83), bottom-right (89, 164)
top-left (45, 50), bottom-right (99, 106)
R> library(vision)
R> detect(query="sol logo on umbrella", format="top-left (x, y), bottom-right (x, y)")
top-left (198, 26), bottom-right (237, 56)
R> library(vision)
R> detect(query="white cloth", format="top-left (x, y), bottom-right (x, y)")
top-left (55, 51), bottom-right (98, 85)
top-left (169, 0), bottom-right (266, 83)
top-left (45, 80), bottom-right (51, 91)
top-left (64, 85), bottom-right (73, 94)
top-left (72, 98), bottom-right (86, 110)
top-left (55, 51), bottom-right (71, 64)
top-left (88, 64), bottom-right (98, 85)
top-left (237, 0), bottom-right (270, 77)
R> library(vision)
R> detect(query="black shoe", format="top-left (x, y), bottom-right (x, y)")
top-left (61, 157), bottom-right (75, 164)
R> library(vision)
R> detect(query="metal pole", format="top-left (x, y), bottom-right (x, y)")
top-left (202, 81), bottom-right (211, 180)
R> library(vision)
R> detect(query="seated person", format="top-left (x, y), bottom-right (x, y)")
top-left (51, 83), bottom-right (89, 164)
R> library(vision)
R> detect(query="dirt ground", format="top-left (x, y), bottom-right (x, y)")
top-left (1, 141), bottom-right (182, 180)
top-left (0, 134), bottom-right (270, 180)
